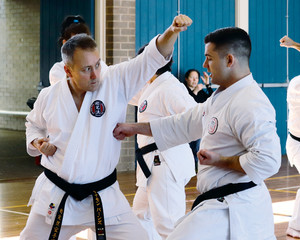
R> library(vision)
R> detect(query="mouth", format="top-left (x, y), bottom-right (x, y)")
top-left (90, 80), bottom-right (98, 85)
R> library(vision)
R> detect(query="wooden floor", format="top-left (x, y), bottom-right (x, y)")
top-left (0, 129), bottom-right (300, 239)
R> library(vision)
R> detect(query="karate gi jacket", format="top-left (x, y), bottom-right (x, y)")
top-left (150, 74), bottom-right (281, 239)
top-left (130, 71), bottom-right (197, 187)
top-left (25, 36), bottom-right (170, 225)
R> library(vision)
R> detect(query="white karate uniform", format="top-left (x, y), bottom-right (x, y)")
top-left (286, 75), bottom-right (300, 231)
top-left (150, 74), bottom-right (281, 240)
top-left (21, 36), bottom-right (170, 240)
top-left (130, 72), bottom-right (196, 239)
top-left (48, 57), bottom-right (108, 240)
top-left (49, 60), bottom-right (108, 85)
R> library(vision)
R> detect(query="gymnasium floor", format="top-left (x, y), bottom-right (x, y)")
top-left (0, 129), bottom-right (299, 239)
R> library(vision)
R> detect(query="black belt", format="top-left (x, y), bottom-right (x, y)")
top-left (44, 168), bottom-right (117, 240)
top-left (136, 142), bottom-right (158, 178)
top-left (290, 133), bottom-right (300, 142)
top-left (191, 181), bottom-right (256, 210)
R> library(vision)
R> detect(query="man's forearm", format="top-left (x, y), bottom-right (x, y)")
top-left (219, 155), bottom-right (246, 174)
top-left (134, 122), bottom-right (153, 136)
top-left (156, 26), bottom-right (179, 58)
top-left (293, 42), bottom-right (300, 52)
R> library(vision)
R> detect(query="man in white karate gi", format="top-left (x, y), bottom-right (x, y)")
top-left (130, 46), bottom-right (196, 239)
top-left (280, 35), bottom-right (300, 238)
top-left (113, 27), bottom-right (281, 240)
top-left (21, 14), bottom-right (193, 240)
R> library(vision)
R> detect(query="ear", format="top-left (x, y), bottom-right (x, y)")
top-left (62, 39), bottom-right (67, 45)
top-left (64, 65), bottom-right (73, 78)
top-left (226, 54), bottom-right (234, 67)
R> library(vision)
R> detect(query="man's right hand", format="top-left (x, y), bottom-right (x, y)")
top-left (32, 137), bottom-right (57, 156)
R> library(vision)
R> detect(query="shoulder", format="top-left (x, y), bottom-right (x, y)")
top-left (231, 83), bottom-right (275, 120)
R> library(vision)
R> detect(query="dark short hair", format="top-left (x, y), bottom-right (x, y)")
top-left (204, 27), bottom-right (251, 61)
top-left (137, 44), bottom-right (173, 75)
top-left (61, 33), bottom-right (97, 66)
top-left (58, 15), bottom-right (91, 47)
top-left (184, 69), bottom-right (200, 80)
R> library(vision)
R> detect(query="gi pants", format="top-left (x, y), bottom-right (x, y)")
top-left (133, 158), bottom-right (189, 240)
top-left (286, 134), bottom-right (300, 230)
top-left (20, 209), bottom-right (147, 240)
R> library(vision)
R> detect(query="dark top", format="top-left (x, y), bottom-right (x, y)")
top-left (185, 83), bottom-right (214, 103)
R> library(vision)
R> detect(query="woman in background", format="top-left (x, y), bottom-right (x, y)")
top-left (184, 69), bottom-right (214, 172)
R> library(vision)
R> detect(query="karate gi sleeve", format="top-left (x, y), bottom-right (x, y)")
top-left (231, 93), bottom-right (281, 183)
top-left (111, 36), bottom-right (172, 103)
top-left (150, 104), bottom-right (204, 151)
top-left (25, 89), bottom-right (48, 156)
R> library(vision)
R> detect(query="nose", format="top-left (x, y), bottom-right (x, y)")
top-left (203, 59), bottom-right (208, 69)
top-left (90, 69), bottom-right (97, 80)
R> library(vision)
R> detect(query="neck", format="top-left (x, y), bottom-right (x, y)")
top-left (67, 80), bottom-right (86, 111)
top-left (221, 67), bottom-right (250, 90)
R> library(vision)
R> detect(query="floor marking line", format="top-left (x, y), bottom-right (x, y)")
top-left (0, 208), bottom-right (29, 216)
top-left (268, 189), bottom-right (297, 194)
top-left (266, 174), bottom-right (300, 180)
top-left (276, 186), bottom-right (300, 190)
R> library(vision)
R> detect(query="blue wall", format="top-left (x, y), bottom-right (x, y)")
top-left (179, 0), bottom-right (235, 80)
top-left (249, 0), bottom-right (300, 153)
top-left (136, 0), bottom-right (234, 79)
top-left (136, 0), bottom-right (178, 74)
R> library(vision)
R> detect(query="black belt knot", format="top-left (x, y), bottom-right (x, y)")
top-left (44, 168), bottom-right (117, 240)
top-left (136, 142), bottom-right (158, 178)
top-left (191, 181), bottom-right (256, 210)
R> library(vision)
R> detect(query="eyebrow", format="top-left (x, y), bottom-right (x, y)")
top-left (81, 58), bottom-right (101, 69)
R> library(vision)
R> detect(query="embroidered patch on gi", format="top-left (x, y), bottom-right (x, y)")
top-left (153, 155), bottom-right (161, 166)
top-left (47, 203), bottom-right (56, 218)
top-left (208, 117), bottom-right (218, 135)
top-left (139, 100), bottom-right (147, 113)
top-left (90, 100), bottom-right (105, 117)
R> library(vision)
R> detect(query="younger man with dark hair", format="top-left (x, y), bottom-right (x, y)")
top-left (113, 27), bottom-right (281, 239)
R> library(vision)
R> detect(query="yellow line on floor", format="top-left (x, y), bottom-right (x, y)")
top-left (268, 189), bottom-right (297, 194)
top-left (266, 174), bottom-right (300, 180)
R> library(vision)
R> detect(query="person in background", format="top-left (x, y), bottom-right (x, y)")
top-left (49, 15), bottom-right (107, 86)
top-left (184, 69), bottom-right (213, 172)
top-left (184, 69), bottom-right (213, 103)
top-left (280, 35), bottom-right (300, 238)
top-left (129, 46), bottom-right (196, 239)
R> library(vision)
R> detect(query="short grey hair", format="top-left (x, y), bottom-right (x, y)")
top-left (61, 33), bottom-right (97, 66)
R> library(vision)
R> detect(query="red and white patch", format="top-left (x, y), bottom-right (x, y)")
top-left (208, 117), bottom-right (218, 134)
top-left (139, 100), bottom-right (147, 113)
top-left (90, 100), bottom-right (106, 117)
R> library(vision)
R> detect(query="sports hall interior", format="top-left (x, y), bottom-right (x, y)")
top-left (0, 0), bottom-right (299, 239)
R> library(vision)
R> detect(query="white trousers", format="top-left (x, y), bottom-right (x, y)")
top-left (133, 160), bottom-right (188, 240)
top-left (287, 134), bottom-right (300, 230)
top-left (20, 209), bottom-right (148, 240)
top-left (166, 199), bottom-right (230, 240)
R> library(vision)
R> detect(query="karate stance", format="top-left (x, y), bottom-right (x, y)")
top-left (21, 14), bottom-right (192, 240)
top-left (280, 35), bottom-right (300, 238)
top-left (130, 47), bottom-right (196, 239)
top-left (113, 27), bottom-right (281, 240)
